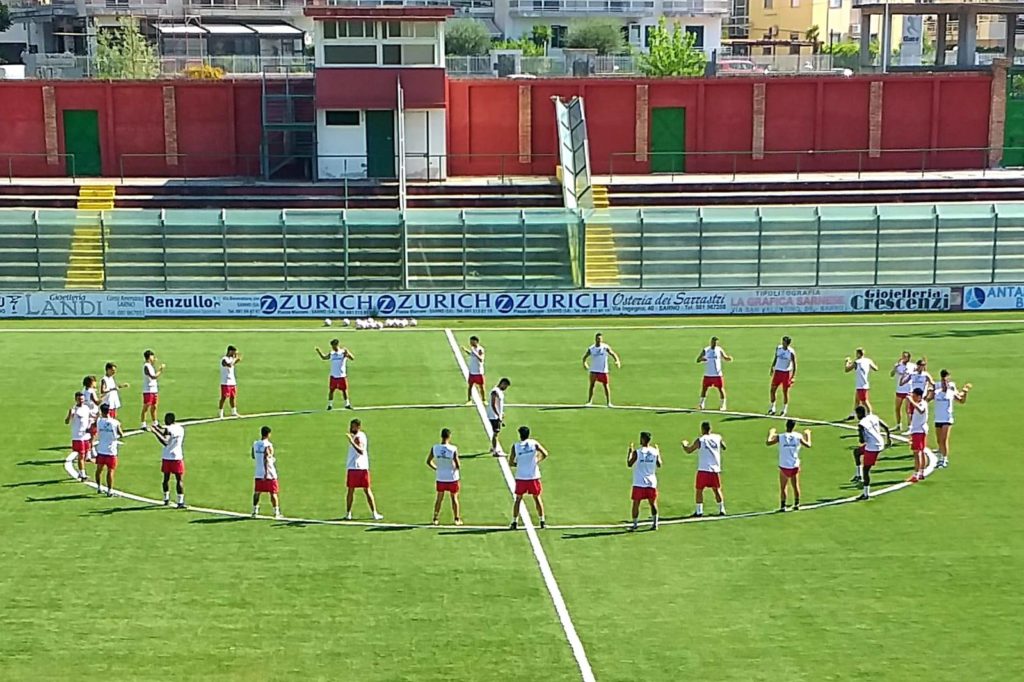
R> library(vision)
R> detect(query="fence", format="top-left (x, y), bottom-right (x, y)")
top-left (22, 54), bottom-right (314, 79)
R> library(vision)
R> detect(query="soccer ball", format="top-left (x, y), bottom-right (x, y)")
top-left (342, 318), bottom-right (350, 327)
top-left (409, 318), bottom-right (418, 327)
top-left (324, 318), bottom-right (333, 327)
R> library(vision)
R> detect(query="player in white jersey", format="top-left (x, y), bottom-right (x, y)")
top-left (252, 425), bottom-right (282, 519)
top-left (461, 336), bottom-right (486, 403)
top-left (766, 420), bottom-right (812, 512)
top-left (508, 426), bottom-right (549, 530)
top-left (900, 358), bottom-right (935, 433)
top-left (854, 405), bottom-right (891, 499)
top-left (486, 377), bottom-right (511, 456)
top-left (426, 428), bottom-right (462, 526)
top-left (582, 332), bottom-right (621, 407)
top-left (681, 421), bottom-right (727, 517)
top-left (218, 345), bottom-right (243, 419)
top-left (140, 349), bottom-right (166, 430)
top-left (344, 419), bottom-right (383, 520)
top-left (931, 369), bottom-right (971, 469)
top-left (65, 391), bottom-right (93, 481)
top-left (697, 336), bottom-right (733, 411)
top-left (889, 351), bottom-right (913, 431)
top-left (627, 432), bottom-right (662, 531)
top-left (768, 336), bottom-right (797, 416)
top-left (82, 375), bottom-right (101, 461)
top-left (99, 362), bottom-right (129, 419)
top-left (94, 404), bottom-right (124, 496)
top-left (150, 412), bottom-right (187, 508)
top-left (907, 388), bottom-right (930, 482)
top-left (316, 338), bottom-right (355, 410)
top-left (843, 347), bottom-right (879, 420)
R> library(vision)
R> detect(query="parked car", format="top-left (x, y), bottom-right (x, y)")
top-left (716, 59), bottom-right (767, 76)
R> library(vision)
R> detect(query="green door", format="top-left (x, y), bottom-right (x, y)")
top-left (62, 110), bottom-right (102, 176)
top-left (1005, 72), bottom-right (1024, 167)
top-left (650, 107), bottom-right (685, 173)
top-left (365, 110), bottom-right (395, 179)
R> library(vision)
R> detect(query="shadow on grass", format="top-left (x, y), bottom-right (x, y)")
top-left (4, 478), bottom-right (67, 489)
top-left (880, 453), bottom-right (912, 461)
top-left (459, 451), bottom-right (494, 460)
top-left (539, 406), bottom-right (588, 412)
top-left (190, 516), bottom-right (249, 525)
top-left (26, 493), bottom-right (92, 503)
top-left (812, 496), bottom-right (851, 504)
top-left (893, 328), bottom-right (1024, 339)
top-left (561, 528), bottom-right (635, 540)
top-left (18, 458), bottom-right (67, 466)
top-left (365, 526), bottom-right (416, 533)
top-left (719, 415), bottom-right (763, 423)
top-left (87, 504), bottom-right (162, 516)
top-left (876, 465), bottom-right (915, 473)
top-left (655, 409), bottom-right (691, 415)
top-left (437, 528), bottom-right (508, 536)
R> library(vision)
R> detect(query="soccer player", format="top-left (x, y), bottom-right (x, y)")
top-left (99, 362), bottom-right (129, 419)
top-left (854, 404), bottom-right (891, 499)
top-left (344, 419), bottom-right (383, 520)
top-left (768, 336), bottom-right (797, 417)
top-left (907, 388), bottom-right (929, 482)
top-left (150, 413), bottom-right (186, 508)
top-left (94, 404), bottom-right (123, 497)
top-left (583, 332), bottom-right (621, 407)
top-left (65, 391), bottom-right (93, 481)
top-left (426, 427), bottom-right (462, 526)
top-left (218, 345), bottom-right (242, 419)
top-left (890, 351), bottom-right (913, 431)
top-left (316, 339), bottom-right (355, 410)
top-left (252, 425), bottom-right (281, 519)
top-left (932, 369), bottom-right (971, 469)
top-left (844, 347), bottom-right (878, 419)
top-left (82, 375), bottom-right (101, 460)
top-left (508, 425), bottom-right (549, 530)
top-left (697, 336), bottom-right (732, 411)
top-left (681, 421), bottom-right (727, 517)
top-left (900, 358), bottom-right (935, 431)
top-left (486, 377), bottom-right (511, 456)
top-left (140, 350), bottom-right (165, 430)
top-left (627, 431), bottom-right (662, 531)
top-left (766, 420), bottom-right (812, 512)
top-left (461, 336), bottom-right (486, 403)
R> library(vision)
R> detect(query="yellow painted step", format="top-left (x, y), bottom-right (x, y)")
top-left (66, 186), bottom-right (114, 289)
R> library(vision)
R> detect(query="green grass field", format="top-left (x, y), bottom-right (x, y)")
top-left (2, 312), bottom-right (1022, 681)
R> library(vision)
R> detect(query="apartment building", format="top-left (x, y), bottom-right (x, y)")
top-left (744, 0), bottom-right (858, 54)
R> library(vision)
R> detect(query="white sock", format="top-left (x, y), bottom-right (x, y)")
top-left (631, 516), bottom-right (638, 524)
top-left (864, 485), bottom-right (871, 495)
top-left (696, 503), bottom-right (704, 515)
top-left (328, 400), bottom-right (334, 407)
top-left (652, 513), bottom-right (659, 523)
top-left (218, 410), bottom-right (224, 418)
top-left (539, 516), bottom-right (545, 523)
top-left (274, 507), bottom-right (280, 516)
top-left (721, 400), bottom-right (727, 409)
top-left (782, 403), bottom-right (789, 413)
top-left (856, 465), bottom-right (863, 477)
top-left (769, 402), bottom-right (776, 411)
top-left (163, 492), bottom-right (170, 501)
top-left (699, 398), bottom-right (705, 409)
top-left (177, 494), bottom-right (184, 504)
top-left (231, 408), bottom-right (238, 416)
top-left (718, 501), bottom-right (726, 513)
top-left (253, 506), bottom-right (259, 515)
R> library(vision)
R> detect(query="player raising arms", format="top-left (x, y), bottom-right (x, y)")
top-left (150, 413), bottom-right (187, 508)
top-left (82, 375), bottom-right (101, 460)
top-left (766, 420), bottom-right (812, 512)
top-left (316, 339), bottom-right (354, 410)
top-left (344, 419), bottom-right (383, 521)
top-left (461, 336), bottom-right (486, 404)
top-left (768, 336), bottom-right (797, 417)
top-left (583, 332), bottom-right (621, 407)
top-left (99, 363), bottom-right (128, 419)
top-left (140, 350), bottom-right (165, 430)
top-left (932, 369), bottom-right (971, 469)
top-left (854, 405), bottom-right (891, 499)
top-left (890, 351), bottom-right (913, 431)
top-left (252, 425), bottom-right (282, 519)
top-left (508, 425), bottom-right (549, 530)
top-left (65, 391), bottom-right (93, 481)
top-left (844, 347), bottom-right (878, 420)
top-left (681, 421), bottom-right (727, 517)
top-left (218, 345), bottom-right (242, 419)
top-left (900, 358), bottom-right (935, 431)
top-left (486, 377), bottom-right (511, 456)
top-left (94, 404), bottom-right (123, 497)
top-left (426, 428), bottom-right (462, 526)
top-left (907, 388), bottom-right (929, 482)
top-left (697, 336), bottom-right (732, 411)
top-left (627, 432), bottom-right (662, 531)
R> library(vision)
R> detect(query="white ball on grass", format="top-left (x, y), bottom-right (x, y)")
top-left (324, 318), bottom-right (333, 327)
top-left (342, 318), bottom-right (350, 327)
top-left (410, 318), bottom-right (418, 327)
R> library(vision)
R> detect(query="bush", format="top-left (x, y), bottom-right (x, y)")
top-left (445, 18), bottom-right (491, 56)
top-left (183, 64), bottom-right (224, 80)
top-left (492, 37), bottom-right (545, 57)
top-left (567, 19), bottom-right (624, 55)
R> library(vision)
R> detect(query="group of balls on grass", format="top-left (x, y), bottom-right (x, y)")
top-left (324, 317), bottom-right (419, 330)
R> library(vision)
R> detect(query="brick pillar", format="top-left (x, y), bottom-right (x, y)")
top-left (752, 83), bottom-right (766, 160)
top-left (989, 58), bottom-right (1008, 168)
top-left (518, 85), bottom-right (531, 165)
top-left (42, 85), bottom-right (58, 166)
top-left (868, 81), bottom-right (883, 159)
top-left (163, 86), bottom-right (179, 167)
top-left (635, 84), bottom-right (648, 162)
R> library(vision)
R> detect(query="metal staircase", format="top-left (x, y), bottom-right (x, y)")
top-left (261, 71), bottom-right (317, 181)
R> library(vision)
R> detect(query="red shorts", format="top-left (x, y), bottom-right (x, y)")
top-left (107, 408), bottom-right (117, 418)
top-left (911, 432), bottom-right (926, 451)
top-left (346, 469), bottom-right (370, 488)
top-left (143, 392), bottom-right (158, 406)
top-left (695, 471), bottom-right (721, 490)
top-left (96, 454), bottom-right (118, 470)
top-left (220, 385), bottom-right (237, 399)
top-left (436, 480), bottom-right (460, 493)
top-left (254, 478), bottom-right (279, 494)
top-left (862, 450), bottom-right (879, 468)
top-left (779, 466), bottom-right (799, 478)
top-left (71, 439), bottom-right (91, 454)
top-left (702, 376), bottom-right (724, 390)
top-left (631, 485), bottom-right (658, 501)
top-left (89, 424), bottom-right (98, 437)
top-left (161, 459), bottom-right (185, 475)
top-left (590, 371), bottom-right (609, 385)
top-left (468, 374), bottom-right (485, 386)
top-left (856, 388), bottom-right (869, 401)
top-left (771, 370), bottom-right (792, 388)
top-left (330, 376), bottom-right (348, 392)
top-left (515, 478), bottom-right (542, 496)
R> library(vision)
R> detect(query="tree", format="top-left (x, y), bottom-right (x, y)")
top-left (805, 24), bottom-right (820, 54)
top-left (0, 3), bottom-right (12, 34)
top-left (492, 37), bottom-right (545, 57)
top-left (566, 19), bottom-right (624, 55)
top-left (639, 17), bottom-right (706, 77)
top-left (530, 24), bottom-right (551, 51)
top-left (94, 17), bottom-right (158, 79)
top-left (444, 18), bottom-right (491, 56)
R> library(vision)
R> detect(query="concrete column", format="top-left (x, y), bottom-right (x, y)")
top-left (517, 85), bottom-right (531, 165)
top-left (958, 10), bottom-right (977, 66)
top-left (634, 84), bottom-right (648, 163)
top-left (869, 81), bottom-right (883, 158)
top-left (42, 85), bottom-right (58, 166)
top-left (162, 86), bottom-right (179, 167)
top-left (936, 14), bottom-right (947, 66)
top-left (1007, 14), bottom-right (1017, 62)
top-left (989, 58), bottom-right (1009, 168)
top-left (752, 83), bottom-right (766, 160)
top-left (881, 9), bottom-right (893, 71)
top-left (860, 13), bottom-right (873, 67)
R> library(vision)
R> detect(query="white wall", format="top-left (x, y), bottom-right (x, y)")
top-left (317, 109), bottom-right (368, 180)
top-left (404, 108), bottom-right (447, 180)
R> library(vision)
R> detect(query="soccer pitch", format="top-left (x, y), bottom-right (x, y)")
top-left (2, 312), bottom-right (1022, 681)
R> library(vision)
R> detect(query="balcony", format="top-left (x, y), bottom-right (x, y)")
top-left (184, 0), bottom-right (307, 14)
top-left (661, 0), bottom-right (729, 15)
top-left (508, 0), bottom-right (656, 17)
top-left (314, 0), bottom-right (495, 14)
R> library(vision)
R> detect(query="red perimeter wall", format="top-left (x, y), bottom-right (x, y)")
top-left (446, 74), bottom-right (993, 176)
top-left (0, 80), bottom-right (262, 177)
